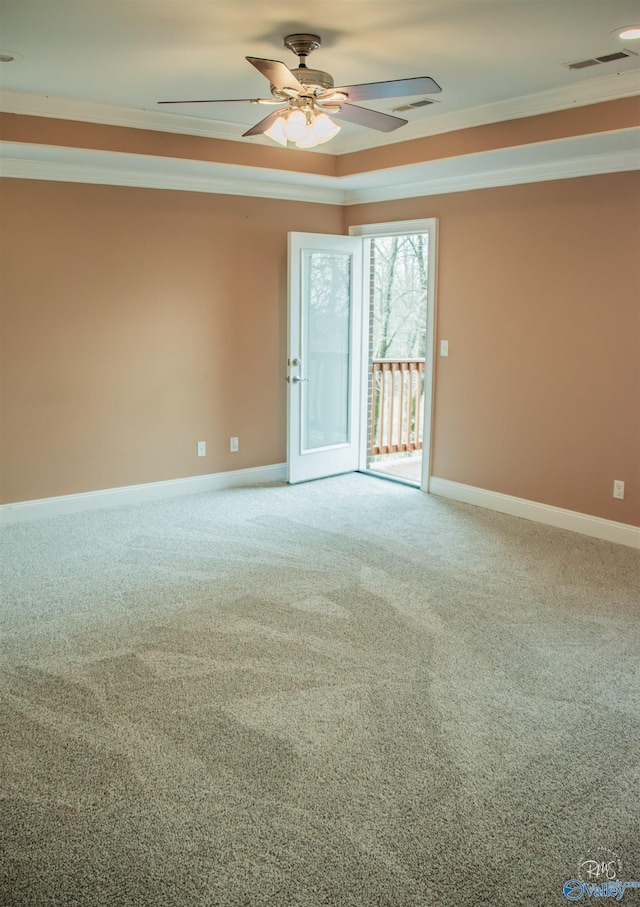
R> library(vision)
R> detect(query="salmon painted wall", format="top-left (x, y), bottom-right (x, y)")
top-left (345, 170), bottom-right (640, 526)
top-left (2, 170), bottom-right (639, 527)
top-left (0, 180), bottom-right (342, 503)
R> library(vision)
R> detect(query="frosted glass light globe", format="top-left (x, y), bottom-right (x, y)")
top-left (313, 113), bottom-right (341, 143)
top-left (265, 116), bottom-right (287, 146)
top-left (283, 110), bottom-right (307, 142)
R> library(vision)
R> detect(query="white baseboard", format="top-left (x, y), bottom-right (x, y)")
top-left (428, 477), bottom-right (640, 549)
top-left (0, 463), bottom-right (287, 524)
top-left (3, 469), bottom-right (638, 548)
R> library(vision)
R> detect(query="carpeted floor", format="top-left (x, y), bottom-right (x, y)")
top-left (1, 473), bottom-right (639, 906)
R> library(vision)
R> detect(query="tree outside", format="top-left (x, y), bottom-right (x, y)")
top-left (369, 233), bottom-right (428, 470)
top-left (371, 233), bottom-right (428, 360)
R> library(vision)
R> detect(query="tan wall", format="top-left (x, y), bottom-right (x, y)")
top-left (2, 170), bottom-right (639, 528)
top-left (0, 179), bottom-right (342, 502)
top-left (345, 171), bottom-right (640, 526)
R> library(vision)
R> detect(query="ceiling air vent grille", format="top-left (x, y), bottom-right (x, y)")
top-left (564, 49), bottom-right (636, 70)
top-left (393, 98), bottom-right (440, 112)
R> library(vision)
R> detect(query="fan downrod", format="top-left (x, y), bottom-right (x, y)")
top-left (284, 33), bottom-right (322, 64)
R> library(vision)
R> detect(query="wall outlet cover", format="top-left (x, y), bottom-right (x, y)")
top-left (613, 480), bottom-right (625, 500)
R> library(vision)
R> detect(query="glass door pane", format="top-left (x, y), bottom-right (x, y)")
top-left (302, 250), bottom-right (351, 452)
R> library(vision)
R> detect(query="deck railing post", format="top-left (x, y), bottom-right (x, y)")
top-left (369, 358), bottom-right (425, 457)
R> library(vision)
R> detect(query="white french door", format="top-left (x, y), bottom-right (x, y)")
top-left (287, 232), bottom-right (363, 484)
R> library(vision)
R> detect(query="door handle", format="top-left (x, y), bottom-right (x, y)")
top-left (290, 375), bottom-right (310, 383)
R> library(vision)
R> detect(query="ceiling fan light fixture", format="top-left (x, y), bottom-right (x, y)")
top-left (264, 104), bottom-right (340, 149)
top-left (289, 112), bottom-right (340, 148)
top-left (288, 108), bottom-right (323, 148)
top-left (264, 115), bottom-right (288, 146)
top-left (282, 108), bottom-right (307, 141)
top-left (312, 113), bottom-right (341, 142)
top-left (294, 129), bottom-right (321, 149)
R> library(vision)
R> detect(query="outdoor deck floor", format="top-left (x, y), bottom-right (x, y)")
top-left (368, 455), bottom-right (423, 484)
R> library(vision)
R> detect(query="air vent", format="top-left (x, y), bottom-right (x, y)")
top-left (393, 98), bottom-right (440, 112)
top-left (564, 49), bottom-right (637, 70)
top-left (596, 51), bottom-right (631, 63)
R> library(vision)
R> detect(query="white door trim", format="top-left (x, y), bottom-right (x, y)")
top-left (349, 218), bottom-right (438, 493)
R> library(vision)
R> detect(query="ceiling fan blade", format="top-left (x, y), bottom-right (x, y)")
top-left (330, 76), bottom-right (442, 102)
top-left (242, 109), bottom-right (284, 138)
top-left (331, 103), bottom-right (408, 132)
top-left (158, 98), bottom-right (280, 105)
top-left (246, 57), bottom-right (304, 94)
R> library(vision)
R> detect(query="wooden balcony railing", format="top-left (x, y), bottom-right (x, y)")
top-left (370, 358), bottom-right (425, 456)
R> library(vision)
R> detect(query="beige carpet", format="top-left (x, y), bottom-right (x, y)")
top-left (1, 474), bottom-right (639, 906)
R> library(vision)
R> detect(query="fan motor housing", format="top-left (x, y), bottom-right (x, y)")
top-left (271, 67), bottom-right (335, 100)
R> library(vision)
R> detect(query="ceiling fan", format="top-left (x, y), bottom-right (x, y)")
top-left (158, 33), bottom-right (442, 149)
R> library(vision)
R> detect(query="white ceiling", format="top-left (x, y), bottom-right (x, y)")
top-left (1, 0), bottom-right (639, 154)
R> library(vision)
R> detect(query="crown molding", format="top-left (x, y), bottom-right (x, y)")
top-left (1, 67), bottom-right (638, 155)
top-left (342, 148), bottom-right (640, 204)
top-left (1, 130), bottom-right (638, 206)
top-left (0, 143), bottom-right (344, 205)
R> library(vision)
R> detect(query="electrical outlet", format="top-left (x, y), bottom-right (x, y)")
top-left (230, 437), bottom-right (239, 453)
top-left (613, 480), bottom-right (625, 500)
top-left (197, 441), bottom-right (206, 457)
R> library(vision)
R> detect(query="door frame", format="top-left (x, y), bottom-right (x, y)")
top-left (348, 218), bottom-right (438, 493)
